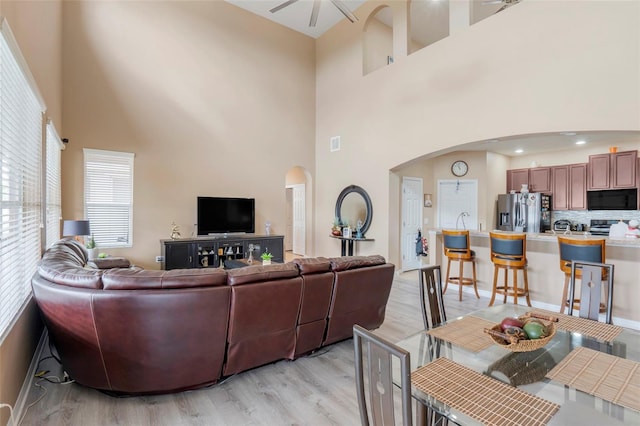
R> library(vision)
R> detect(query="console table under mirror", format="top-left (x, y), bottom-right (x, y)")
top-left (332, 185), bottom-right (374, 256)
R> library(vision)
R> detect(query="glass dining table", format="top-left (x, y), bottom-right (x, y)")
top-left (395, 304), bottom-right (640, 425)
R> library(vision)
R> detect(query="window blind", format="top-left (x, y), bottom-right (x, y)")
top-left (0, 19), bottom-right (46, 341)
top-left (84, 149), bottom-right (134, 248)
top-left (45, 121), bottom-right (63, 248)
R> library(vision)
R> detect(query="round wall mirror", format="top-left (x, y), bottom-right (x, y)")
top-left (335, 185), bottom-right (373, 237)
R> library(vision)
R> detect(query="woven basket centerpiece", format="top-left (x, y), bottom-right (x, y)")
top-left (484, 312), bottom-right (558, 352)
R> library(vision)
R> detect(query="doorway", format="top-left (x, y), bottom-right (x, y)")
top-left (285, 166), bottom-right (310, 257)
top-left (401, 176), bottom-right (423, 271)
top-left (287, 184), bottom-right (305, 255)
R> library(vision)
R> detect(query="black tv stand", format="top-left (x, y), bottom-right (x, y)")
top-left (161, 234), bottom-right (283, 270)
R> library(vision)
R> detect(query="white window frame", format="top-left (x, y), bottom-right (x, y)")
top-left (45, 120), bottom-right (64, 249)
top-left (0, 18), bottom-right (46, 343)
top-left (83, 148), bottom-right (134, 248)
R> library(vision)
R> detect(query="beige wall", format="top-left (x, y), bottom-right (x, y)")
top-left (0, 1), bottom-right (61, 423)
top-left (315, 0), bottom-right (640, 262)
top-left (61, 1), bottom-right (316, 268)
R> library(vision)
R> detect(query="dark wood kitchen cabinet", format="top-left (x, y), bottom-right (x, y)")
top-left (552, 164), bottom-right (587, 210)
top-left (506, 167), bottom-right (551, 193)
top-left (528, 167), bottom-right (552, 193)
top-left (506, 168), bottom-right (530, 193)
top-left (587, 150), bottom-right (637, 190)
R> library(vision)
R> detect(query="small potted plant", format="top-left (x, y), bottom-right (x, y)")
top-left (332, 217), bottom-right (342, 236)
top-left (260, 251), bottom-right (273, 265)
top-left (86, 235), bottom-right (98, 260)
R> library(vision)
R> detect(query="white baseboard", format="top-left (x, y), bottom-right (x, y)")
top-left (13, 329), bottom-right (47, 424)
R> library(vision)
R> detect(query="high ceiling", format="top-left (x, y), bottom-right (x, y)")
top-left (225, 0), bottom-right (366, 39)
top-left (224, 1), bottom-right (639, 159)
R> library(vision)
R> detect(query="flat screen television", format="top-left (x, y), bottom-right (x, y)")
top-left (197, 197), bottom-right (255, 235)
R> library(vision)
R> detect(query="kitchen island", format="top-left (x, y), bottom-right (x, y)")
top-left (427, 230), bottom-right (640, 328)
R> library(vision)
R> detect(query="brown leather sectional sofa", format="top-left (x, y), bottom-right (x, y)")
top-left (31, 239), bottom-right (395, 395)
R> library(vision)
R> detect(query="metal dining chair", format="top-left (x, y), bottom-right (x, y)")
top-left (418, 265), bottom-right (447, 330)
top-left (353, 325), bottom-right (413, 426)
top-left (568, 260), bottom-right (615, 324)
top-left (417, 265), bottom-right (452, 426)
top-left (557, 237), bottom-right (607, 314)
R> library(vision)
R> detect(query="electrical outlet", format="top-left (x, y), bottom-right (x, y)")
top-left (155, 256), bottom-right (164, 263)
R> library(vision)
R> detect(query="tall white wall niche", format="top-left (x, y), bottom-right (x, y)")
top-left (363, 5), bottom-right (394, 75)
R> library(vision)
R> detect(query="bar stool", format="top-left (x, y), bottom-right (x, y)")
top-left (489, 232), bottom-right (530, 307)
top-left (442, 229), bottom-right (479, 301)
top-left (557, 236), bottom-right (607, 314)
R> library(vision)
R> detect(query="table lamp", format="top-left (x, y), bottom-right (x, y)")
top-left (62, 220), bottom-right (90, 242)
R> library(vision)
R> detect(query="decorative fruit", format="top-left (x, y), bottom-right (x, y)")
top-left (523, 321), bottom-right (546, 339)
top-left (504, 326), bottom-right (528, 341)
top-left (500, 317), bottom-right (524, 331)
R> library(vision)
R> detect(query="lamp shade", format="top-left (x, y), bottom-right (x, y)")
top-left (62, 220), bottom-right (90, 237)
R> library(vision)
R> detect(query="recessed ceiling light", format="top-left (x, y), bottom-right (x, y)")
top-left (515, 149), bottom-right (524, 154)
top-left (575, 140), bottom-right (586, 145)
top-left (559, 132), bottom-right (577, 136)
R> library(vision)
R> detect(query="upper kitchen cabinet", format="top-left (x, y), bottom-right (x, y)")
top-left (529, 167), bottom-right (552, 193)
top-left (587, 150), bottom-right (638, 190)
top-left (506, 168), bottom-right (529, 193)
top-left (552, 164), bottom-right (587, 210)
top-left (506, 167), bottom-right (551, 193)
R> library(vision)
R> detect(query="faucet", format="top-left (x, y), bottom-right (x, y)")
top-left (456, 212), bottom-right (470, 230)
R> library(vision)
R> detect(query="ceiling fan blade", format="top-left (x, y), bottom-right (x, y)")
top-left (494, 4), bottom-right (508, 13)
top-left (330, 0), bottom-right (358, 23)
top-left (309, 0), bottom-right (320, 27)
top-left (269, 0), bottom-right (299, 14)
top-left (482, 0), bottom-right (503, 4)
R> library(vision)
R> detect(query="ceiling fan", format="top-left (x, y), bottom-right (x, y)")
top-left (483, 0), bottom-right (521, 14)
top-left (269, 0), bottom-right (359, 27)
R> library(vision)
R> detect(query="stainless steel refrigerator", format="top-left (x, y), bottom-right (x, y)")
top-left (496, 193), bottom-right (551, 233)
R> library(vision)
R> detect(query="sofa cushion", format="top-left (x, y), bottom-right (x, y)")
top-left (102, 268), bottom-right (228, 290)
top-left (87, 257), bottom-right (131, 269)
top-left (38, 239), bottom-right (103, 289)
top-left (292, 257), bottom-right (331, 274)
top-left (226, 262), bottom-right (299, 286)
top-left (329, 255), bottom-right (386, 272)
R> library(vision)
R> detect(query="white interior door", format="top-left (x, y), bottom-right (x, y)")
top-left (401, 177), bottom-right (423, 272)
top-left (291, 184), bottom-right (305, 255)
top-left (437, 180), bottom-right (478, 229)
top-left (285, 188), bottom-right (293, 251)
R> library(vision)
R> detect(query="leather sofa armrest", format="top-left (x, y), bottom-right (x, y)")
top-left (329, 255), bottom-right (386, 272)
top-left (227, 263), bottom-right (299, 286)
top-left (292, 257), bottom-right (331, 274)
top-left (87, 257), bottom-right (131, 269)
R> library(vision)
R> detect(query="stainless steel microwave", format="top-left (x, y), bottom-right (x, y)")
top-left (587, 188), bottom-right (638, 210)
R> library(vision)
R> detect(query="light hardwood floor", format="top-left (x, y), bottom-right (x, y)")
top-left (19, 271), bottom-right (489, 426)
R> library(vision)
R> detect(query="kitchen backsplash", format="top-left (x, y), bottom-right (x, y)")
top-left (552, 210), bottom-right (640, 227)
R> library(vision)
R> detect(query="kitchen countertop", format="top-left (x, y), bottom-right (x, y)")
top-left (427, 229), bottom-right (640, 247)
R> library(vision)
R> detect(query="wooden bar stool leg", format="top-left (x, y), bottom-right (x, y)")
top-left (472, 260), bottom-right (479, 299)
top-left (444, 258), bottom-right (452, 294)
top-left (502, 268), bottom-right (508, 304)
top-left (560, 274), bottom-right (570, 314)
top-left (489, 264), bottom-right (499, 306)
top-left (513, 268), bottom-right (518, 306)
top-left (458, 259), bottom-right (464, 301)
top-left (523, 267), bottom-right (531, 307)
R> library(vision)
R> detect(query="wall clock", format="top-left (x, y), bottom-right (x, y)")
top-left (451, 160), bottom-right (468, 177)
